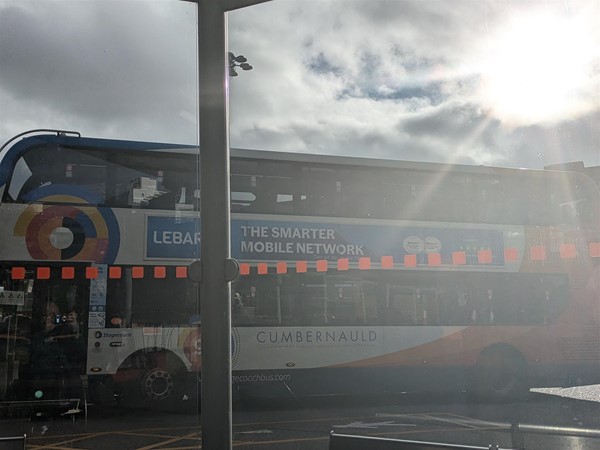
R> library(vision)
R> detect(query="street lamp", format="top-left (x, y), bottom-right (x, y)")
top-left (228, 52), bottom-right (253, 76)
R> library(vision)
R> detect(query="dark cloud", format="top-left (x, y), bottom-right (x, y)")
top-left (505, 111), bottom-right (600, 169)
top-left (0, 2), bottom-right (198, 143)
top-left (401, 103), bottom-right (497, 142)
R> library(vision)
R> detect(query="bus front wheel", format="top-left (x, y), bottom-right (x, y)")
top-left (140, 367), bottom-right (185, 404)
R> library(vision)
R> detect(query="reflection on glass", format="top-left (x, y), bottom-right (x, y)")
top-left (0, 0), bottom-right (598, 448)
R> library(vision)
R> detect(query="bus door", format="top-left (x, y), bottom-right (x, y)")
top-left (8, 267), bottom-right (89, 401)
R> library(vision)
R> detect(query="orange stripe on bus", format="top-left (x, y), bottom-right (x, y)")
top-left (62, 267), bottom-right (75, 280)
top-left (239, 263), bottom-right (250, 276)
top-left (175, 266), bottom-right (188, 278)
top-left (11, 267), bottom-right (25, 280)
top-left (428, 253), bottom-right (441, 266)
top-left (337, 258), bottom-right (349, 271)
top-left (109, 266), bottom-right (122, 279)
top-left (404, 254), bottom-right (417, 268)
top-left (154, 266), bottom-right (166, 279)
top-left (478, 249), bottom-right (492, 264)
top-left (316, 260), bottom-right (328, 272)
top-left (276, 261), bottom-right (288, 274)
top-left (590, 243), bottom-right (600, 258)
top-left (381, 256), bottom-right (394, 269)
top-left (358, 257), bottom-right (371, 270)
top-left (296, 261), bottom-right (307, 273)
top-left (559, 243), bottom-right (577, 259)
top-left (530, 246), bottom-right (546, 261)
top-left (37, 267), bottom-right (51, 280)
top-left (452, 251), bottom-right (466, 265)
top-left (257, 263), bottom-right (268, 275)
top-left (132, 267), bottom-right (144, 278)
top-left (85, 266), bottom-right (99, 279)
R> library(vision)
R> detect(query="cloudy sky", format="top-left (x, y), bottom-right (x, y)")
top-left (0, 0), bottom-right (598, 169)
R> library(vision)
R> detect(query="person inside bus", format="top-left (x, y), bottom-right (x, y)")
top-left (45, 307), bottom-right (80, 340)
top-left (43, 301), bottom-right (61, 334)
top-left (52, 306), bottom-right (85, 397)
top-left (18, 300), bottom-right (71, 400)
top-left (232, 292), bottom-right (243, 314)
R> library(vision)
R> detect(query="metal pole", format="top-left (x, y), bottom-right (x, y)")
top-left (198, 1), bottom-right (232, 448)
top-left (193, 1), bottom-right (273, 448)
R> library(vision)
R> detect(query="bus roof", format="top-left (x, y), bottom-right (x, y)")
top-left (1, 130), bottom-right (597, 180)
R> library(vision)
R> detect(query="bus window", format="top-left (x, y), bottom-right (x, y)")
top-left (7, 157), bottom-right (33, 201)
top-left (386, 286), bottom-right (417, 325)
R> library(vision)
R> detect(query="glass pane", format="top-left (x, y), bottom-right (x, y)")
top-left (0, 0), bottom-right (598, 449)
top-left (229, 1), bottom-right (599, 449)
top-left (0, 0), bottom-right (202, 444)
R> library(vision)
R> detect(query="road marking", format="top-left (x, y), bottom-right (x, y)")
top-left (437, 413), bottom-right (509, 428)
top-left (376, 412), bottom-right (506, 430)
top-left (334, 420), bottom-right (416, 429)
top-left (116, 431), bottom-right (186, 439)
top-left (238, 429), bottom-right (274, 434)
top-left (20, 410), bottom-right (513, 449)
top-left (135, 431), bottom-right (199, 450)
top-left (28, 431), bottom-right (109, 449)
top-left (416, 413), bottom-right (481, 429)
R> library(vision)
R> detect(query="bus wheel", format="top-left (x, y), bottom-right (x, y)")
top-left (475, 346), bottom-right (529, 402)
top-left (141, 367), bottom-right (181, 402)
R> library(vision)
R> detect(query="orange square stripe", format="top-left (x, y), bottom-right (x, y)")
top-left (11, 267), bottom-right (26, 280)
top-left (239, 263), bottom-right (250, 276)
top-left (559, 244), bottom-right (577, 259)
top-left (404, 254), bottom-right (417, 268)
top-left (530, 246), bottom-right (546, 261)
top-left (428, 253), bottom-right (441, 266)
top-left (276, 262), bottom-right (288, 274)
top-left (86, 266), bottom-right (99, 279)
top-left (504, 248), bottom-right (519, 262)
top-left (478, 249), bottom-right (492, 264)
top-left (316, 260), bottom-right (328, 272)
top-left (358, 257), bottom-right (371, 270)
top-left (452, 251), bottom-right (466, 265)
top-left (381, 256), bottom-right (394, 269)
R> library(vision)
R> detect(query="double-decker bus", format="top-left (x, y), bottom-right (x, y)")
top-left (0, 130), bottom-right (598, 407)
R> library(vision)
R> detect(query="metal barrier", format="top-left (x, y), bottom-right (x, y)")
top-left (329, 433), bottom-right (513, 450)
top-left (508, 423), bottom-right (600, 449)
top-left (330, 422), bottom-right (600, 450)
top-left (0, 434), bottom-right (26, 450)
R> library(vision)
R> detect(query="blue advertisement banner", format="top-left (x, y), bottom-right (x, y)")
top-left (147, 216), bottom-right (200, 259)
top-left (147, 216), bottom-right (506, 266)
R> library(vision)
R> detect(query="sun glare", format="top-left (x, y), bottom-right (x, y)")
top-left (480, 9), bottom-right (596, 126)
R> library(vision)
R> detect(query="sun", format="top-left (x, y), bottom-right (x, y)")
top-left (479, 8), bottom-right (597, 126)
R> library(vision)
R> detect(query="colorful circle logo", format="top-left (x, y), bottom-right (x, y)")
top-left (13, 185), bottom-right (120, 264)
